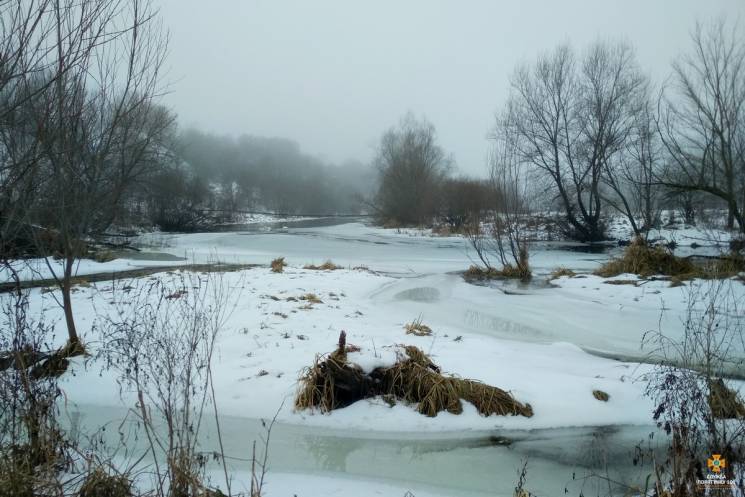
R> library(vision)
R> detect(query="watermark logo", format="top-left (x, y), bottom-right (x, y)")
top-left (707, 454), bottom-right (726, 474)
top-left (697, 453), bottom-right (734, 491)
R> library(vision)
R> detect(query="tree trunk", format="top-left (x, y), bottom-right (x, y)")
top-left (62, 256), bottom-right (79, 345)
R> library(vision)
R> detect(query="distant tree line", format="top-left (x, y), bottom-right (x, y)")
top-left (139, 130), bottom-right (375, 231)
top-left (374, 20), bottom-right (745, 243)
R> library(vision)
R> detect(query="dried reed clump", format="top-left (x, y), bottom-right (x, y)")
top-left (270, 257), bottom-right (287, 273)
top-left (295, 335), bottom-right (533, 419)
top-left (78, 468), bottom-right (133, 497)
top-left (464, 265), bottom-right (499, 280)
top-left (304, 260), bottom-right (342, 270)
top-left (549, 267), bottom-right (576, 280)
top-left (167, 451), bottom-right (209, 497)
top-left (595, 238), bottom-right (696, 278)
top-left (597, 238), bottom-right (745, 280)
top-left (299, 293), bottom-right (323, 304)
top-left (404, 317), bottom-right (432, 336)
top-left (0, 450), bottom-right (34, 497)
top-left (708, 378), bottom-right (745, 419)
top-left (464, 262), bottom-right (531, 282)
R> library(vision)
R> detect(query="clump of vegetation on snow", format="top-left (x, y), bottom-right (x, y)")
top-left (270, 256), bottom-right (287, 273)
top-left (596, 238), bottom-right (745, 280)
top-left (592, 390), bottom-right (610, 402)
top-left (549, 267), bottom-right (577, 280)
top-left (304, 260), bottom-right (342, 270)
top-left (295, 332), bottom-right (533, 418)
top-left (404, 317), bottom-right (432, 336)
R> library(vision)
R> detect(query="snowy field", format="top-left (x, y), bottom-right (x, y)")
top-left (12, 220), bottom-right (745, 496)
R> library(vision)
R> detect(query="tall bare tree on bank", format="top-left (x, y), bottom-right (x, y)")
top-left (0, 0), bottom-right (170, 347)
top-left (505, 41), bottom-right (647, 242)
top-left (658, 19), bottom-right (745, 234)
top-left (374, 113), bottom-right (452, 226)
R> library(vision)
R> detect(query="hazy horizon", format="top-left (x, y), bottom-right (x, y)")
top-left (158, 0), bottom-right (745, 176)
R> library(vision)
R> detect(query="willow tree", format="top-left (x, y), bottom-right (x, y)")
top-left (374, 113), bottom-right (452, 226)
top-left (658, 19), bottom-right (745, 233)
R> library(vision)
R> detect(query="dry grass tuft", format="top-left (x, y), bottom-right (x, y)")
top-left (597, 238), bottom-right (745, 281)
top-left (79, 468), bottom-right (133, 497)
top-left (464, 262), bottom-right (531, 281)
top-left (270, 257), bottom-right (287, 273)
top-left (304, 260), bottom-right (342, 271)
top-left (595, 238), bottom-right (696, 278)
top-left (299, 293), bottom-right (323, 304)
top-left (464, 265), bottom-right (501, 280)
top-left (708, 378), bottom-right (745, 419)
top-left (549, 267), bottom-right (576, 280)
top-left (592, 390), bottom-right (610, 402)
top-left (404, 317), bottom-right (432, 336)
top-left (295, 336), bottom-right (533, 419)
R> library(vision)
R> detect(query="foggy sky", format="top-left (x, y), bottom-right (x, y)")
top-left (158, 0), bottom-right (745, 177)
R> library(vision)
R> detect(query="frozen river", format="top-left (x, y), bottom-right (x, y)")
top-left (138, 218), bottom-right (614, 275)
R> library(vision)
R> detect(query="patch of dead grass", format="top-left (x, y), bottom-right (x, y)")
top-left (709, 378), bottom-right (745, 419)
top-left (304, 260), bottom-right (342, 270)
top-left (295, 333), bottom-right (533, 418)
top-left (592, 390), bottom-right (610, 402)
top-left (270, 257), bottom-right (287, 273)
top-left (595, 238), bottom-right (696, 278)
top-left (404, 317), bottom-right (432, 336)
top-left (299, 293), bottom-right (323, 304)
top-left (549, 267), bottom-right (576, 280)
top-left (464, 262), bottom-right (531, 281)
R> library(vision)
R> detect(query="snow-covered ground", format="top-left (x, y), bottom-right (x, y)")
top-left (10, 219), bottom-right (745, 496)
top-left (54, 266), bottom-right (668, 432)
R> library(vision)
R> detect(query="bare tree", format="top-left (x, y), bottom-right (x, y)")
top-left (603, 89), bottom-right (664, 239)
top-left (506, 41), bottom-right (647, 242)
top-left (1, 0), bottom-right (171, 347)
top-left (658, 19), bottom-right (745, 234)
top-left (466, 109), bottom-right (532, 279)
top-left (374, 113), bottom-right (452, 226)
